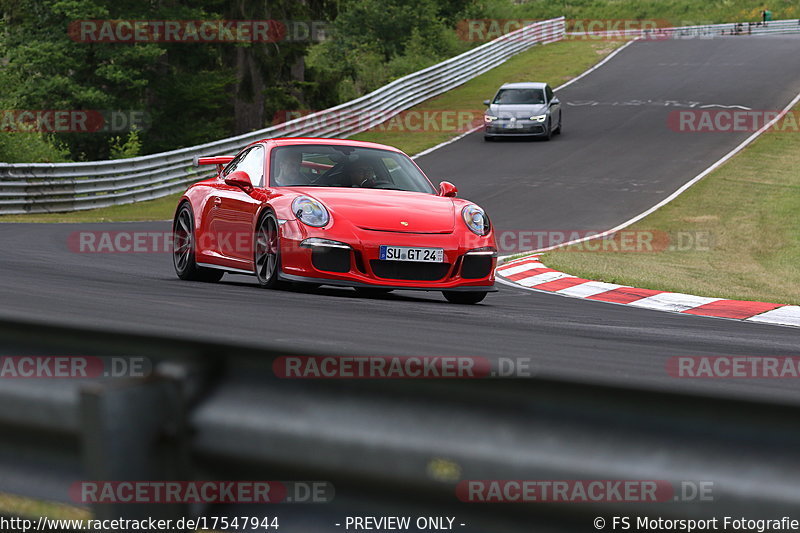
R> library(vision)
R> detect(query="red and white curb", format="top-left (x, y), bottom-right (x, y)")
top-left (497, 256), bottom-right (800, 328)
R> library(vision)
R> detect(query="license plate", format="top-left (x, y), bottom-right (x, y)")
top-left (505, 121), bottom-right (522, 129)
top-left (379, 246), bottom-right (444, 263)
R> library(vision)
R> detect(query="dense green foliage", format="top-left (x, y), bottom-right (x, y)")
top-left (0, 0), bottom-right (491, 162)
top-left (1, 0), bottom-right (791, 163)
top-left (307, 0), bottom-right (473, 100)
top-left (0, 0), bottom-right (330, 161)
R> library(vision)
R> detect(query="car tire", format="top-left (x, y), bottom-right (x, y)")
top-left (483, 135), bottom-right (494, 142)
top-left (554, 113), bottom-right (562, 135)
top-left (173, 203), bottom-right (224, 282)
top-left (442, 291), bottom-right (487, 304)
top-left (254, 210), bottom-right (285, 289)
top-left (543, 118), bottom-right (553, 141)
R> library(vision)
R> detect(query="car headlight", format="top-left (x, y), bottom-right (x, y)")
top-left (530, 114), bottom-right (547, 122)
top-left (292, 196), bottom-right (329, 227)
top-left (484, 115), bottom-right (498, 123)
top-left (462, 204), bottom-right (491, 236)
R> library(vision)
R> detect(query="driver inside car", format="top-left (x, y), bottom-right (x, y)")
top-left (273, 150), bottom-right (307, 186)
top-left (347, 160), bottom-right (377, 187)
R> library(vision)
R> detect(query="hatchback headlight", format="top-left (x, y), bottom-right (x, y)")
top-left (484, 115), bottom-right (498, 122)
top-left (530, 114), bottom-right (547, 122)
top-left (292, 196), bottom-right (329, 227)
top-left (462, 204), bottom-right (491, 236)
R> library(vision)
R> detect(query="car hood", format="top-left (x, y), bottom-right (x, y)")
top-left (487, 103), bottom-right (547, 118)
top-left (293, 188), bottom-right (456, 233)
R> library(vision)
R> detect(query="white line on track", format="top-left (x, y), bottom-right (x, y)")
top-left (499, 88), bottom-right (800, 260)
top-left (412, 38), bottom-right (639, 160)
top-left (408, 34), bottom-right (800, 330)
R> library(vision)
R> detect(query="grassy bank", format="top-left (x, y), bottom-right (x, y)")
top-left (351, 39), bottom-right (621, 155)
top-left (542, 102), bottom-right (800, 305)
top-left (0, 193), bottom-right (182, 223)
top-left (0, 492), bottom-right (89, 521)
top-left (0, 39), bottom-right (621, 223)
top-left (506, 0), bottom-right (797, 27)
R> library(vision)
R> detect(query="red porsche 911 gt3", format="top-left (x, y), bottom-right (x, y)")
top-left (172, 138), bottom-right (497, 304)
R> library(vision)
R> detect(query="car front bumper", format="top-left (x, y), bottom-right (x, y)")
top-left (278, 221), bottom-right (497, 291)
top-left (484, 119), bottom-right (548, 136)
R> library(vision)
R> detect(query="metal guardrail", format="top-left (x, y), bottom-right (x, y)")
top-left (567, 17), bottom-right (800, 39)
top-left (1, 316), bottom-right (800, 531)
top-left (0, 17), bottom-right (565, 215)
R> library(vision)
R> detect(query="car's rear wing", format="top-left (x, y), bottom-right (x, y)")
top-left (193, 155), bottom-right (234, 173)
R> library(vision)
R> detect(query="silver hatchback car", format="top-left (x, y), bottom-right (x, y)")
top-left (483, 82), bottom-right (562, 141)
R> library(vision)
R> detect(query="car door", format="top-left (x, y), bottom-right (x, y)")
top-left (199, 149), bottom-right (244, 265)
top-left (211, 145), bottom-right (265, 268)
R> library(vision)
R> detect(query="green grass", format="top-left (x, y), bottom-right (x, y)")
top-left (0, 193), bottom-right (181, 223)
top-left (542, 103), bottom-right (800, 305)
top-left (0, 39), bottom-right (622, 223)
top-left (0, 492), bottom-right (89, 521)
top-left (506, 0), bottom-right (798, 27)
top-left (351, 39), bottom-right (622, 155)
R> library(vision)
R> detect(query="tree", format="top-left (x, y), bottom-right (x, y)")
top-left (306, 0), bottom-right (469, 100)
top-left (222, 0), bottom-right (338, 134)
top-left (0, 0), bottom-right (233, 159)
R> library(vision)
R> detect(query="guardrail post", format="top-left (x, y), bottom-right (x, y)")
top-left (79, 372), bottom-right (191, 530)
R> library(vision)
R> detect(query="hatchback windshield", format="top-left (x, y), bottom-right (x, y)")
top-left (492, 88), bottom-right (545, 105)
top-left (269, 145), bottom-right (436, 193)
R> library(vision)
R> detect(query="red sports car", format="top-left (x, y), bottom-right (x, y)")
top-left (172, 138), bottom-right (497, 304)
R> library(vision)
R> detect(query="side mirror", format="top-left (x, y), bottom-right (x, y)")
top-left (224, 170), bottom-right (253, 193)
top-left (438, 181), bottom-right (458, 198)
top-left (483, 99), bottom-right (491, 106)
top-left (550, 97), bottom-right (560, 106)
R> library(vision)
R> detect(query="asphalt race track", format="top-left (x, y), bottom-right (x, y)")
top-left (419, 35), bottom-right (800, 231)
top-left (2, 36), bottom-right (800, 403)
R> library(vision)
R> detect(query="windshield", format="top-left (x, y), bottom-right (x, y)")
top-left (269, 145), bottom-right (436, 193)
top-left (492, 88), bottom-right (545, 105)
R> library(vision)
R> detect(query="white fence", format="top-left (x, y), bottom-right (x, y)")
top-left (0, 17), bottom-right (565, 214)
top-left (567, 18), bottom-right (800, 39)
